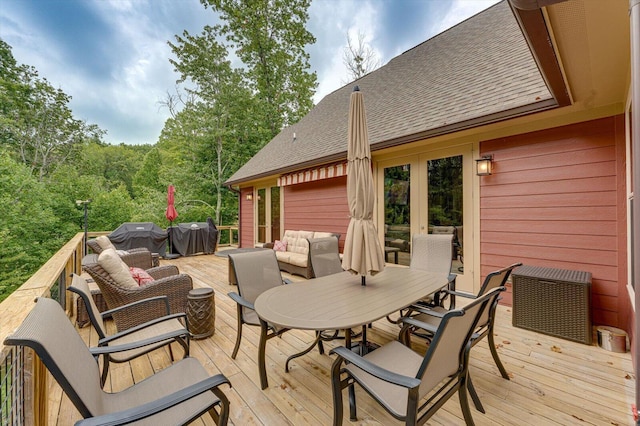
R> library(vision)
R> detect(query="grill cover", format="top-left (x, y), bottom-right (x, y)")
top-left (170, 217), bottom-right (218, 256)
top-left (109, 222), bottom-right (167, 257)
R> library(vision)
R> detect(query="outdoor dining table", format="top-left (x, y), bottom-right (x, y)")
top-left (254, 267), bottom-right (450, 389)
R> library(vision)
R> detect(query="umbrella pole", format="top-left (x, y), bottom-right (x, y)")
top-left (361, 275), bottom-right (366, 286)
top-left (169, 220), bottom-right (173, 255)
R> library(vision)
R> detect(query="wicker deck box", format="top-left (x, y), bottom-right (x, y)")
top-left (512, 265), bottom-right (592, 345)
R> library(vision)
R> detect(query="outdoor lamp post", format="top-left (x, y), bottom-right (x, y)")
top-left (76, 199), bottom-right (92, 256)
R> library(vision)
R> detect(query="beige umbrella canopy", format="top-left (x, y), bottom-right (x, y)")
top-left (341, 86), bottom-right (385, 285)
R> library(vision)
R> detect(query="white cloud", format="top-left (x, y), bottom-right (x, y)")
top-left (434, 0), bottom-right (501, 34)
top-left (1, 0), bottom-right (502, 144)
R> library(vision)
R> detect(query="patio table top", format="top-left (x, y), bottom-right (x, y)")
top-left (255, 267), bottom-right (449, 331)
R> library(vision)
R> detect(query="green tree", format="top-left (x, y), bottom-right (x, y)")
top-left (167, 26), bottom-right (262, 225)
top-left (133, 148), bottom-right (165, 195)
top-left (79, 142), bottom-right (150, 196)
top-left (0, 150), bottom-right (66, 301)
top-left (89, 185), bottom-right (135, 232)
top-left (0, 40), bottom-right (104, 182)
top-left (201, 0), bottom-right (318, 136)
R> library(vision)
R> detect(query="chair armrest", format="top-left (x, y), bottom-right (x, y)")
top-left (147, 265), bottom-right (180, 279)
top-left (406, 305), bottom-right (447, 318)
top-left (398, 316), bottom-right (439, 334)
top-left (330, 346), bottom-right (421, 389)
top-left (73, 374), bottom-right (231, 426)
top-left (443, 289), bottom-right (476, 299)
top-left (101, 296), bottom-right (171, 318)
top-left (92, 329), bottom-right (190, 355)
top-left (228, 292), bottom-right (255, 310)
top-left (264, 242), bottom-right (275, 249)
top-left (98, 312), bottom-right (188, 345)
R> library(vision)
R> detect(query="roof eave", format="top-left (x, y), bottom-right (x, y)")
top-left (225, 98), bottom-right (558, 188)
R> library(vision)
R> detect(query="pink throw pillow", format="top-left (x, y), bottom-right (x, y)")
top-left (273, 240), bottom-right (288, 252)
top-left (129, 267), bottom-right (154, 286)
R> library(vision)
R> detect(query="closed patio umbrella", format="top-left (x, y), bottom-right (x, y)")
top-left (341, 86), bottom-right (385, 285)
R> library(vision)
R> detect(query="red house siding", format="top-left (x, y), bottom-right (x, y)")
top-left (480, 116), bottom-right (629, 329)
top-left (283, 176), bottom-right (350, 250)
top-left (240, 187), bottom-right (254, 248)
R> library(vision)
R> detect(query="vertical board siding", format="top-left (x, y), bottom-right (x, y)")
top-left (480, 116), bottom-right (628, 329)
top-left (283, 176), bottom-right (350, 250)
top-left (240, 187), bottom-right (254, 248)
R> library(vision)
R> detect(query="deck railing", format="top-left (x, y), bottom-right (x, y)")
top-left (217, 224), bottom-right (239, 247)
top-left (0, 225), bottom-right (238, 425)
top-left (0, 232), bottom-right (84, 426)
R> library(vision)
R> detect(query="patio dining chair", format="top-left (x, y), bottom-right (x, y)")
top-left (387, 233), bottom-right (456, 324)
top-left (400, 262), bottom-right (522, 409)
top-left (83, 248), bottom-right (192, 331)
top-left (330, 286), bottom-right (505, 426)
top-left (228, 249), bottom-right (290, 389)
top-left (68, 274), bottom-right (190, 387)
top-left (4, 297), bottom-right (231, 425)
top-left (309, 236), bottom-right (343, 277)
top-left (410, 233), bottom-right (457, 308)
top-left (298, 236), bottom-right (348, 358)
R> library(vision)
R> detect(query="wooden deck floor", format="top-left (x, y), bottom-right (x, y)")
top-left (54, 252), bottom-right (635, 425)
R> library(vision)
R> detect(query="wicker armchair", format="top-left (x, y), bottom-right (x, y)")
top-left (84, 242), bottom-right (159, 269)
top-left (83, 262), bottom-right (192, 331)
top-left (87, 237), bottom-right (148, 255)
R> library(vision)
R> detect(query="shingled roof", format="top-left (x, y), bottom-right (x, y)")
top-left (226, 0), bottom-right (554, 186)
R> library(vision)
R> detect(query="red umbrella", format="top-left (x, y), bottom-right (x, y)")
top-left (165, 185), bottom-right (178, 223)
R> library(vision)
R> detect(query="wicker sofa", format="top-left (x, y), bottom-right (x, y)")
top-left (264, 230), bottom-right (340, 279)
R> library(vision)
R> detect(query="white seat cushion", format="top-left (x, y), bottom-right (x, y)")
top-left (282, 230), bottom-right (314, 255)
top-left (287, 252), bottom-right (308, 268)
top-left (98, 249), bottom-right (138, 289)
top-left (96, 235), bottom-right (117, 251)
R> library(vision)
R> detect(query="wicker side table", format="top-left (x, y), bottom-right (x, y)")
top-left (187, 288), bottom-right (215, 339)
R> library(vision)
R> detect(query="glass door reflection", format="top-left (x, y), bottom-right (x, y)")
top-left (427, 155), bottom-right (463, 274)
top-left (383, 164), bottom-right (411, 266)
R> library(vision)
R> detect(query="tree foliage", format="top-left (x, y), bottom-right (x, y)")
top-left (0, 0), bottom-right (320, 300)
top-left (0, 40), bottom-right (104, 182)
top-left (201, 0), bottom-right (318, 136)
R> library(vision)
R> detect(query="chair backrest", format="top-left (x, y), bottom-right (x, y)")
top-left (477, 262), bottom-right (522, 297)
top-left (474, 262), bottom-right (522, 330)
top-left (410, 234), bottom-right (453, 274)
top-left (229, 250), bottom-right (284, 319)
top-left (68, 274), bottom-right (108, 339)
top-left (308, 237), bottom-right (342, 277)
top-left (416, 286), bottom-right (505, 397)
top-left (86, 239), bottom-right (103, 254)
top-left (4, 297), bottom-right (105, 418)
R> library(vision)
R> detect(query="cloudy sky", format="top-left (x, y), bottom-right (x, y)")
top-left (0, 0), bottom-right (500, 145)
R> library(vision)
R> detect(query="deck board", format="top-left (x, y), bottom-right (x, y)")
top-left (53, 252), bottom-right (635, 425)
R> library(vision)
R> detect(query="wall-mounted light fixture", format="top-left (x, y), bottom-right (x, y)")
top-left (246, 193), bottom-right (253, 201)
top-left (475, 155), bottom-right (493, 176)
